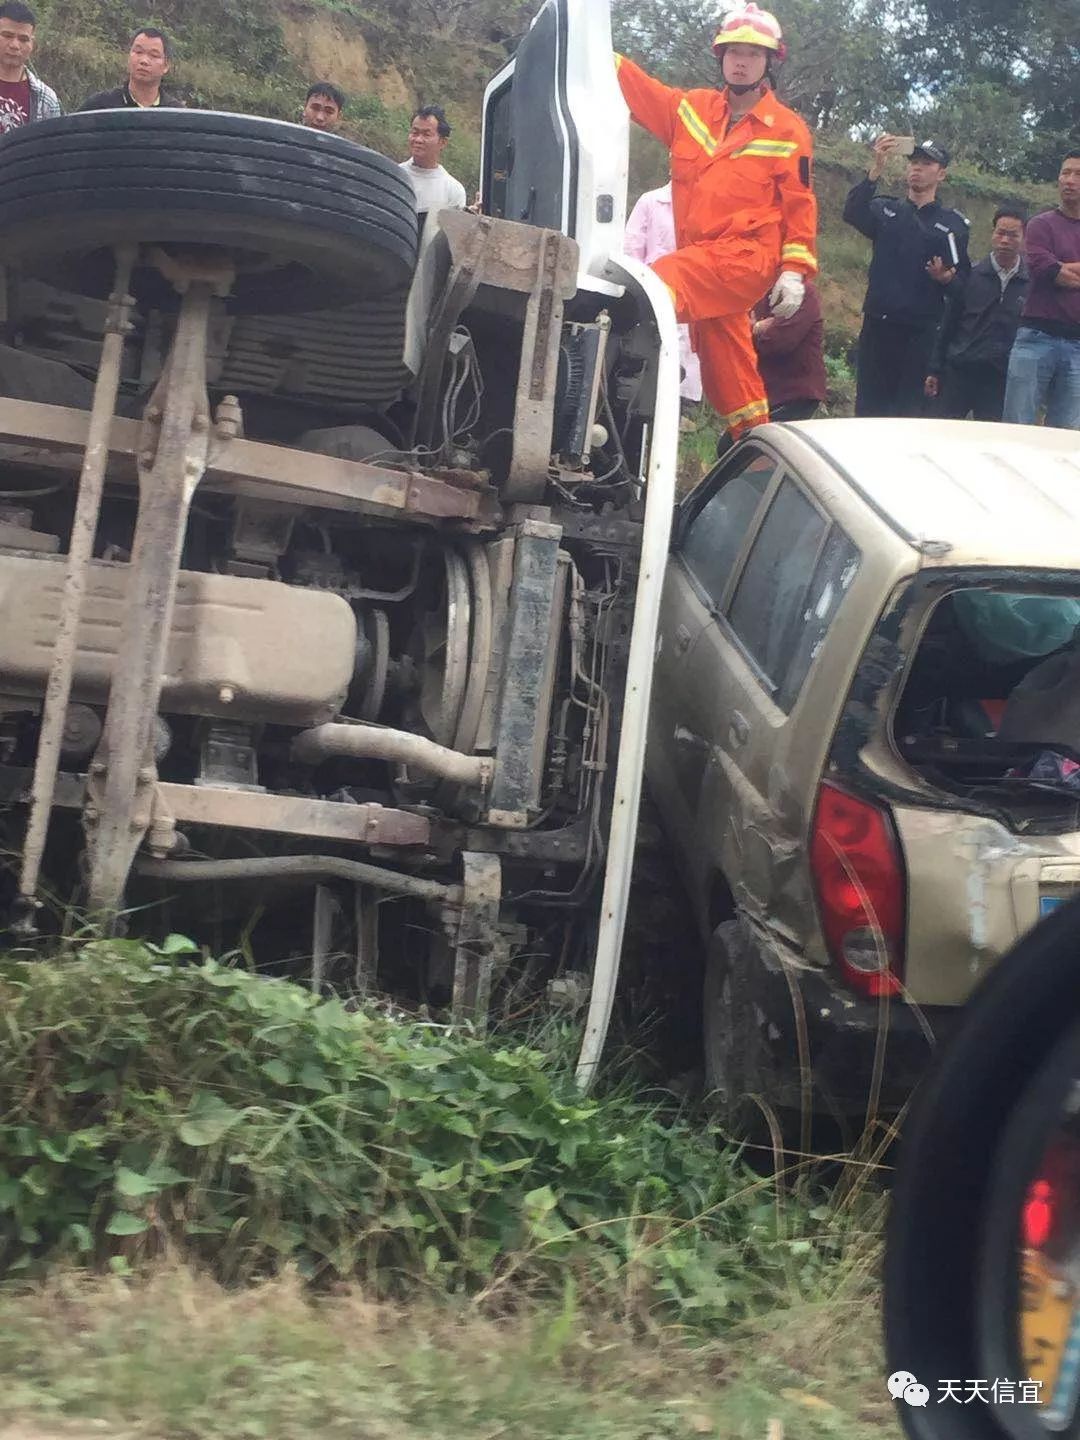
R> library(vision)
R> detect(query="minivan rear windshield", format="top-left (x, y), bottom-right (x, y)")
top-left (894, 587), bottom-right (1080, 812)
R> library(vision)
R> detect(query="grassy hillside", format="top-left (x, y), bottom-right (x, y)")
top-left (28, 0), bottom-right (1060, 368)
top-left (29, 0), bottom-right (500, 195)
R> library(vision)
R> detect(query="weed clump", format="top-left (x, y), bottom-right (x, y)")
top-left (0, 944), bottom-right (846, 1324)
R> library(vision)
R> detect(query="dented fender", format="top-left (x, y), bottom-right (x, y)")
top-left (896, 807), bottom-right (1080, 1006)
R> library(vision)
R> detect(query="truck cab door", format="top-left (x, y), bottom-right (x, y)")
top-left (481, 0), bottom-right (628, 280)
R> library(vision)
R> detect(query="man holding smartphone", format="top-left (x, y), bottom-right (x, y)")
top-left (844, 135), bottom-right (970, 417)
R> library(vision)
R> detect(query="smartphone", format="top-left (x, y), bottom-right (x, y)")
top-left (894, 136), bottom-right (916, 156)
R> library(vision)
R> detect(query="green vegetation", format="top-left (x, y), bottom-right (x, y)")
top-left (33, 0), bottom-right (290, 109)
top-left (0, 945), bottom-right (875, 1320)
top-left (615, 0), bottom-right (1080, 182)
top-left (0, 944), bottom-right (888, 1437)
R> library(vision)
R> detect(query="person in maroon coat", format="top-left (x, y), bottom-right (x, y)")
top-left (715, 278), bottom-right (827, 454)
top-left (750, 275), bottom-right (828, 422)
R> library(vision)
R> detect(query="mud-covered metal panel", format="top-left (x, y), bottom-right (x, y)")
top-left (0, 554), bottom-right (357, 725)
top-left (0, 398), bottom-right (487, 523)
top-left (154, 784), bottom-right (430, 848)
top-left (487, 518), bottom-right (562, 824)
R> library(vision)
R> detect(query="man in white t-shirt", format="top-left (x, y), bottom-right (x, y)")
top-left (399, 105), bottom-right (466, 239)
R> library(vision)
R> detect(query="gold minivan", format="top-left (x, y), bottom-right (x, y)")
top-left (648, 418), bottom-right (1080, 1137)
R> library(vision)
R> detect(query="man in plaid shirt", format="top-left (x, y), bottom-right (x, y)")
top-left (0, 2), bottom-right (61, 132)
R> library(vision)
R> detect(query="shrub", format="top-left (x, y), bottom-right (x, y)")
top-left (823, 353), bottom-right (856, 416)
top-left (0, 945), bottom-right (843, 1327)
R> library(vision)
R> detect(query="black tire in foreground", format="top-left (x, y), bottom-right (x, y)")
top-left (884, 896), bottom-right (1080, 1440)
top-left (0, 109), bottom-right (418, 313)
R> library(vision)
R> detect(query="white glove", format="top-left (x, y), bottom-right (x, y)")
top-left (769, 270), bottom-right (805, 319)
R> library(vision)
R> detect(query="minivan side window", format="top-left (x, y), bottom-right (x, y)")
top-left (680, 449), bottom-right (777, 609)
top-left (778, 527), bottom-right (860, 710)
top-left (727, 477), bottom-right (830, 691)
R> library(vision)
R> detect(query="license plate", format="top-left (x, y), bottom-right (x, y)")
top-left (1021, 1249), bottom-right (1076, 1426)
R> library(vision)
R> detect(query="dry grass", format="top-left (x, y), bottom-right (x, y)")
top-left (0, 1265), bottom-right (890, 1440)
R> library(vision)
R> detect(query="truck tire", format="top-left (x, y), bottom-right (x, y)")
top-left (0, 110), bottom-right (418, 313)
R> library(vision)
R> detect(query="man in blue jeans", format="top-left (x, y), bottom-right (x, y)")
top-left (1003, 151), bottom-right (1080, 429)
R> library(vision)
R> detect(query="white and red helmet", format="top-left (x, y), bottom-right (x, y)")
top-left (712, 3), bottom-right (787, 61)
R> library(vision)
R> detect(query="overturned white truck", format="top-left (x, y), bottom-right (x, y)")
top-left (0, 0), bottom-right (678, 1080)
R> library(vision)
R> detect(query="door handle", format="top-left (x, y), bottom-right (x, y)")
top-left (729, 710), bottom-right (750, 747)
top-left (673, 724), bottom-right (710, 753)
top-left (675, 624), bottom-right (693, 654)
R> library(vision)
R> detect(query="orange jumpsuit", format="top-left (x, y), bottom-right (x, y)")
top-left (616, 55), bottom-right (818, 436)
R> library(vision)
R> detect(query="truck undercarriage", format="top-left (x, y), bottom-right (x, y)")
top-left (0, 102), bottom-right (678, 1063)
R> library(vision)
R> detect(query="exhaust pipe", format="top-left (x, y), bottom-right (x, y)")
top-left (291, 722), bottom-right (491, 790)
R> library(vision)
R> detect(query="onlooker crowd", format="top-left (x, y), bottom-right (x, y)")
top-left (0, 9), bottom-right (469, 247)
top-left (0, 0), bottom-right (1072, 434)
top-left (611, 3), bottom-right (1078, 443)
top-left (841, 133), bottom-right (1080, 431)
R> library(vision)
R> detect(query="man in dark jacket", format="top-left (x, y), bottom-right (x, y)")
top-left (844, 134), bottom-right (970, 417)
top-left (79, 27), bottom-right (180, 111)
top-left (925, 208), bottom-right (1029, 421)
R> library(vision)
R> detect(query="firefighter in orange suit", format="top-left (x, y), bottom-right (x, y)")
top-left (616, 4), bottom-right (817, 438)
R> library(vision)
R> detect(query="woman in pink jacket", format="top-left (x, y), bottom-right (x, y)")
top-left (624, 181), bottom-right (703, 405)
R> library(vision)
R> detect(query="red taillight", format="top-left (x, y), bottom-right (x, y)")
top-left (1024, 1178), bottom-right (1056, 1250)
top-left (810, 782), bottom-right (906, 998)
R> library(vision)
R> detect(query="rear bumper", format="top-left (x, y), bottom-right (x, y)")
top-left (741, 927), bottom-right (954, 1117)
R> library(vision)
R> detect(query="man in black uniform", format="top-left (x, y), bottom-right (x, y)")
top-left (844, 135), bottom-right (970, 417)
top-left (925, 207), bottom-right (1030, 421)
